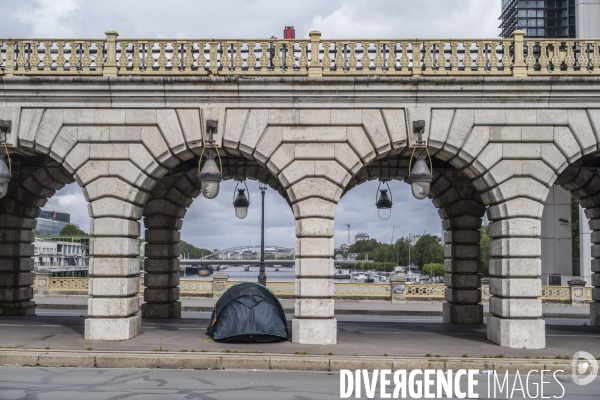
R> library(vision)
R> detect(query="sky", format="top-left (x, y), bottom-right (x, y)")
top-left (2, 0), bottom-right (501, 250)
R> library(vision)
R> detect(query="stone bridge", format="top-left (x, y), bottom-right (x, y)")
top-left (0, 31), bottom-right (600, 349)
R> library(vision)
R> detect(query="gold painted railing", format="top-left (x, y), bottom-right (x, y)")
top-left (3, 31), bottom-right (599, 77)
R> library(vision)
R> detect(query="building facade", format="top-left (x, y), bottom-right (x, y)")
top-left (500, 0), bottom-right (600, 38)
top-left (33, 238), bottom-right (89, 276)
top-left (36, 211), bottom-right (79, 236)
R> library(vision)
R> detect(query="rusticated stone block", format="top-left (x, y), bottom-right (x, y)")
top-left (442, 303), bottom-right (483, 324)
top-left (144, 272), bottom-right (180, 288)
top-left (142, 302), bottom-right (181, 319)
top-left (144, 287), bottom-right (180, 303)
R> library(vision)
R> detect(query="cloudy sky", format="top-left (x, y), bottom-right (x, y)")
top-left (1, 0), bottom-right (500, 250)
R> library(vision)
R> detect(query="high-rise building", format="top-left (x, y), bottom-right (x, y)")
top-left (36, 211), bottom-right (78, 235)
top-left (499, 0), bottom-right (600, 39)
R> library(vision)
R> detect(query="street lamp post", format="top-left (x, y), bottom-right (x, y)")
top-left (258, 182), bottom-right (268, 286)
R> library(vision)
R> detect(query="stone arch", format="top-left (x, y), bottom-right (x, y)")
top-left (10, 108), bottom-right (192, 340)
top-left (141, 156), bottom-right (286, 319)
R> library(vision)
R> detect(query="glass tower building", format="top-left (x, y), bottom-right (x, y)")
top-left (499, 0), bottom-right (576, 38)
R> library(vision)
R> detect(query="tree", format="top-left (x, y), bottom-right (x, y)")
top-left (423, 263), bottom-right (444, 279)
top-left (179, 240), bottom-right (212, 259)
top-left (412, 235), bottom-right (443, 267)
top-left (59, 224), bottom-right (88, 236)
top-left (480, 224), bottom-right (490, 277)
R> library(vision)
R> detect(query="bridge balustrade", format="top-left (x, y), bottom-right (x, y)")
top-left (2, 31), bottom-right (599, 77)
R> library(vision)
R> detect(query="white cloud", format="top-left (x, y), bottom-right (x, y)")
top-left (12, 0), bottom-right (88, 38)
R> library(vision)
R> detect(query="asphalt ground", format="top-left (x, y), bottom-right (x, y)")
top-left (1, 367), bottom-right (598, 400)
top-left (1, 313), bottom-right (598, 359)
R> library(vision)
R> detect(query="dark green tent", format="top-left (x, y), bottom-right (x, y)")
top-left (206, 282), bottom-right (288, 343)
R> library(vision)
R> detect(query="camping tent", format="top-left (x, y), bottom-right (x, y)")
top-left (206, 282), bottom-right (288, 343)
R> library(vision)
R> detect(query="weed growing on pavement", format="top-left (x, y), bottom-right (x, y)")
top-left (383, 354), bottom-right (388, 357)
top-left (86, 348), bottom-right (93, 351)
top-left (495, 354), bottom-right (505, 358)
top-left (179, 349), bottom-right (188, 352)
top-left (425, 353), bottom-right (432, 357)
top-left (294, 351), bottom-right (308, 355)
top-left (153, 349), bottom-right (169, 352)
top-left (462, 354), bottom-right (468, 358)
top-left (435, 355), bottom-right (441, 357)
top-left (327, 352), bottom-right (334, 355)
top-left (45, 346), bottom-right (50, 350)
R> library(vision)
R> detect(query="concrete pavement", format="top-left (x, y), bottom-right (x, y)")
top-left (33, 296), bottom-right (592, 318)
top-left (0, 314), bottom-right (598, 359)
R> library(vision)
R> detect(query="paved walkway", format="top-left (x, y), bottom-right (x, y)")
top-left (1, 314), bottom-right (597, 359)
top-left (33, 296), bottom-right (591, 317)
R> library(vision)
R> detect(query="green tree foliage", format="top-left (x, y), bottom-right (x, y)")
top-left (347, 235), bottom-right (443, 268)
top-left (355, 261), bottom-right (395, 272)
top-left (423, 263), bottom-right (444, 278)
top-left (412, 235), bottom-right (444, 267)
top-left (480, 224), bottom-right (490, 277)
top-left (572, 195), bottom-right (580, 259)
top-left (58, 224), bottom-right (88, 236)
top-left (179, 240), bottom-right (212, 259)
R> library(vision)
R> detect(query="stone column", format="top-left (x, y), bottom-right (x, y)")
top-left (486, 211), bottom-right (544, 349)
top-left (568, 279), bottom-right (587, 305)
top-left (212, 273), bottom-right (229, 298)
top-left (86, 217), bottom-right (142, 340)
top-left (142, 212), bottom-right (182, 319)
top-left (442, 212), bottom-right (483, 324)
top-left (0, 218), bottom-right (35, 316)
top-left (34, 271), bottom-right (52, 296)
top-left (141, 170), bottom-right (199, 319)
top-left (293, 217), bottom-right (336, 345)
top-left (590, 224), bottom-right (600, 324)
top-left (390, 275), bottom-right (407, 303)
top-left (481, 277), bottom-right (491, 303)
top-left (430, 170), bottom-right (485, 324)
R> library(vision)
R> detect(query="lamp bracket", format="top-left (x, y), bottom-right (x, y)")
top-left (206, 119), bottom-right (218, 147)
top-left (0, 120), bottom-right (11, 144)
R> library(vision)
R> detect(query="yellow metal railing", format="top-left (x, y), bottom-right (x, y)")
top-left (3, 31), bottom-right (599, 77)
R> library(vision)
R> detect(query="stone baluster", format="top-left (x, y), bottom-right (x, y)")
top-left (308, 31), bottom-right (322, 77)
top-left (103, 31), bottom-right (119, 76)
top-left (512, 30), bottom-right (527, 77)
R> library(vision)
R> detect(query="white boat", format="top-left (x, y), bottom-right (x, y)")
top-left (352, 272), bottom-right (367, 282)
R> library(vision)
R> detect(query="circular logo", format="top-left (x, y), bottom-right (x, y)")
top-left (572, 351), bottom-right (598, 385)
